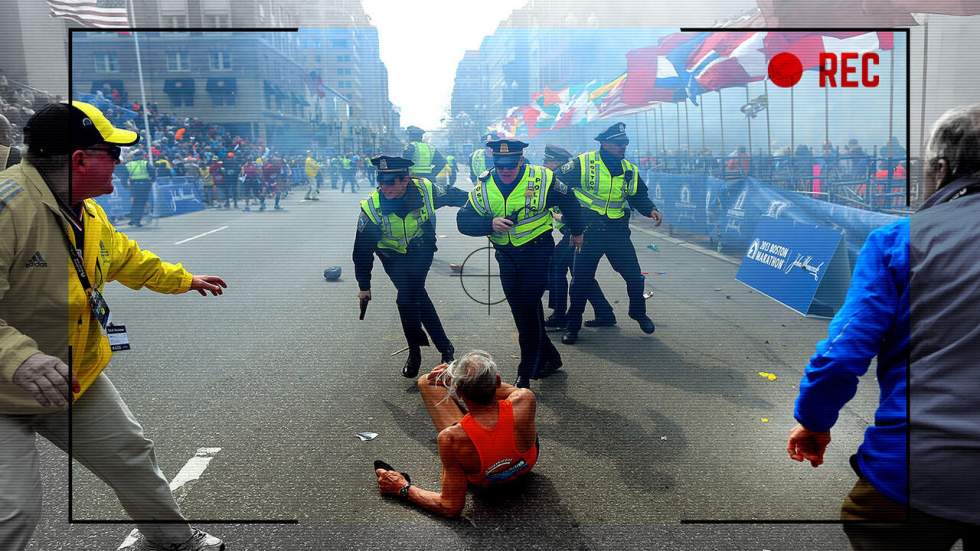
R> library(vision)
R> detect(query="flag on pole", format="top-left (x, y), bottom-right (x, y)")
top-left (622, 33), bottom-right (710, 106)
top-left (47, 0), bottom-right (130, 28)
top-left (688, 32), bottom-right (769, 92)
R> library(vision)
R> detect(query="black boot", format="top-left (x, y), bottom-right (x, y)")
top-left (543, 313), bottom-right (566, 328)
top-left (561, 331), bottom-right (578, 345)
top-left (584, 316), bottom-right (617, 328)
top-left (440, 345), bottom-right (455, 365)
top-left (514, 375), bottom-right (530, 389)
top-left (532, 358), bottom-right (563, 380)
top-left (402, 347), bottom-right (421, 378)
top-left (634, 315), bottom-right (656, 334)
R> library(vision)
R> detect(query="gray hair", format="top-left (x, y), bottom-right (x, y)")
top-left (438, 350), bottom-right (499, 405)
top-left (925, 103), bottom-right (980, 180)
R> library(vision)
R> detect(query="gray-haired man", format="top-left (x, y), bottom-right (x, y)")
top-left (374, 351), bottom-right (539, 517)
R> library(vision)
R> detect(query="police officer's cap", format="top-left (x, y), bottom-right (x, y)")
top-left (370, 155), bottom-right (413, 181)
top-left (595, 122), bottom-right (629, 144)
top-left (487, 139), bottom-right (528, 169)
top-left (406, 126), bottom-right (425, 137)
top-left (543, 144), bottom-right (573, 165)
top-left (323, 266), bottom-right (342, 281)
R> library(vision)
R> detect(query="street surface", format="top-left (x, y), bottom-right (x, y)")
top-left (27, 174), bottom-right (886, 550)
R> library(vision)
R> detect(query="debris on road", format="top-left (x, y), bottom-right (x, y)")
top-left (758, 371), bottom-right (778, 381)
top-left (356, 432), bottom-right (378, 441)
top-left (642, 290), bottom-right (655, 300)
top-left (646, 243), bottom-right (659, 252)
top-left (450, 263), bottom-right (462, 273)
top-left (760, 418), bottom-right (770, 423)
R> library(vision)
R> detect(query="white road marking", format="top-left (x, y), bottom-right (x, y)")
top-left (174, 226), bottom-right (229, 245)
top-left (117, 447), bottom-right (223, 550)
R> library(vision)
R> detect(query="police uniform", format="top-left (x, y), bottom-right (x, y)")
top-left (352, 156), bottom-right (468, 377)
top-left (403, 126), bottom-right (447, 184)
top-left (124, 152), bottom-right (153, 227)
top-left (541, 145), bottom-right (613, 328)
top-left (456, 139), bottom-right (585, 388)
top-left (469, 133), bottom-right (496, 183)
top-left (555, 123), bottom-right (660, 344)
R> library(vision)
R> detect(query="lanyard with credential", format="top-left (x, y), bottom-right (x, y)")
top-left (51, 208), bottom-right (112, 334)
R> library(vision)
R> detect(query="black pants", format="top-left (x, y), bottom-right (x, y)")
top-left (548, 233), bottom-right (613, 319)
top-left (496, 237), bottom-right (561, 379)
top-left (379, 248), bottom-right (452, 354)
top-left (341, 170), bottom-right (357, 193)
top-left (128, 180), bottom-right (151, 225)
top-left (566, 224), bottom-right (646, 333)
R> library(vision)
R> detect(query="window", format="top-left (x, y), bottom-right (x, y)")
top-left (336, 55), bottom-right (351, 63)
top-left (337, 68), bottom-right (352, 76)
top-left (167, 51), bottom-right (191, 72)
top-left (163, 14), bottom-right (188, 28)
top-left (94, 52), bottom-right (118, 73)
top-left (331, 39), bottom-right (349, 49)
top-left (206, 13), bottom-right (231, 27)
top-left (170, 95), bottom-right (194, 108)
top-left (210, 51), bottom-right (232, 71)
top-left (212, 94), bottom-right (235, 107)
top-left (338, 80), bottom-right (352, 89)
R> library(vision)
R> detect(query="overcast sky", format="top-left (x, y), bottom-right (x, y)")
top-left (363, 0), bottom-right (528, 130)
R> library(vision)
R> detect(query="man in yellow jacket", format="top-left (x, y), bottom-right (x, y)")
top-left (0, 102), bottom-right (227, 551)
top-left (304, 150), bottom-right (321, 201)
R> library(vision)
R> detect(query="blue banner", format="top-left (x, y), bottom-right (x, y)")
top-left (716, 178), bottom-right (902, 265)
top-left (736, 217), bottom-right (850, 316)
top-left (152, 176), bottom-right (205, 217)
top-left (646, 172), bottom-right (726, 237)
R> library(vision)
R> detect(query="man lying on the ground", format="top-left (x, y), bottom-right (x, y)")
top-left (374, 350), bottom-right (539, 517)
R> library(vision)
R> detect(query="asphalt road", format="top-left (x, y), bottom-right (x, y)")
top-left (26, 176), bottom-right (887, 550)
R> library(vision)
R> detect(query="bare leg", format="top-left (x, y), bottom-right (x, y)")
top-left (417, 371), bottom-right (465, 433)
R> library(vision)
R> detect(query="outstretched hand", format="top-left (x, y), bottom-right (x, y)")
top-left (190, 275), bottom-right (227, 296)
top-left (787, 424), bottom-right (831, 468)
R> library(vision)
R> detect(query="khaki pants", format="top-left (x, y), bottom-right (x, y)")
top-left (841, 477), bottom-right (980, 550)
top-left (0, 374), bottom-right (192, 550)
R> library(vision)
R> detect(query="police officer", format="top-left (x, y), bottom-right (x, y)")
top-left (124, 149), bottom-right (154, 227)
top-left (469, 132), bottom-right (495, 183)
top-left (353, 156), bottom-right (468, 378)
top-left (457, 139), bottom-right (585, 388)
top-left (556, 122), bottom-right (663, 345)
top-left (403, 126), bottom-right (447, 184)
top-left (541, 144), bottom-right (614, 329)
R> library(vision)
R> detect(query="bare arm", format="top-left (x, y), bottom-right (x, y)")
top-left (376, 430), bottom-right (468, 518)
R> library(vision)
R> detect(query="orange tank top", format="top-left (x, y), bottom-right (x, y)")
top-left (459, 400), bottom-right (538, 486)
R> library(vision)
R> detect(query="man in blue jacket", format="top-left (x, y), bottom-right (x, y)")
top-left (788, 104), bottom-right (980, 549)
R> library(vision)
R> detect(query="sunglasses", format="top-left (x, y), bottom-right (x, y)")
top-left (85, 145), bottom-right (122, 161)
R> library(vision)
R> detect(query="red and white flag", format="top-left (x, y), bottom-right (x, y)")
top-left (688, 32), bottom-right (769, 92)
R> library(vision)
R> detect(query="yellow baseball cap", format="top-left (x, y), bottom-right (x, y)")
top-left (24, 100), bottom-right (138, 156)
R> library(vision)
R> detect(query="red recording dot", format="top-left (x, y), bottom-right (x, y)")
top-left (768, 52), bottom-right (803, 88)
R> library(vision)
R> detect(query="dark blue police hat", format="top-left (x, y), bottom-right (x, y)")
top-left (370, 155), bottom-right (414, 175)
top-left (543, 144), bottom-right (573, 164)
top-left (595, 122), bottom-right (629, 143)
top-left (487, 139), bottom-right (529, 169)
top-left (406, 126), bottom-right (424, 137)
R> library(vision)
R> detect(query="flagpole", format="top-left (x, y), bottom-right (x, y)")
top-left (790, 84), bottom-right (795, 157)
top-left (699, 95), bottom-right (705, 152)
top-left (683, 100), bottom-right (690, 152)
top-left (824, 85), bottom-right (829, 147)
top-left (643, 110), bottom-right (651, 157)
top-left (888, 45), bottom-right (895, 143)
top-left (674, 102), bottom-right (681, 151)
top-left (745, 85), bottom-right (753, 156)
top-left (128, 0), bottom-right (154, 168)
top-left (764, 79), bottom-right (772, 158)
top-left (652, 108), bottom-right (660, 155)
top-left (717, 90), bottom-right (725, 159)
top-left (658, 103), bottom-right (666, 154)
top-left (919, 16), bottom-right (930, 158)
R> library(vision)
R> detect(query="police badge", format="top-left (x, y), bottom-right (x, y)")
top-left (560, 161), bottom-right (574, 174)
top-left (357, 212), bottom-right (368, 233)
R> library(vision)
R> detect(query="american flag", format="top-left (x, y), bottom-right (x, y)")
top-left (47, 0), bottom-right (130, 28)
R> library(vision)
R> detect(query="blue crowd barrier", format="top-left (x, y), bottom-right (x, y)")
top-left (94, 176), bottom-right (205, 221)
top-left (152, 176), bottom-right (205, 217)
top-left (645, 172), bottom-right (903, 268)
